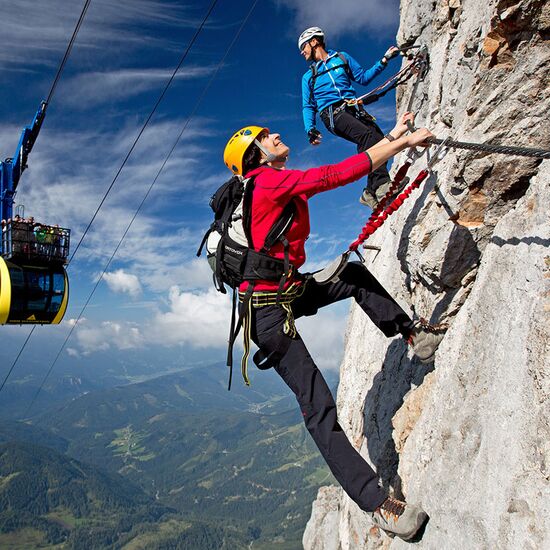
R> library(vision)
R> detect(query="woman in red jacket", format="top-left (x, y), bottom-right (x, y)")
top-left (223, 114), bottom-right (442, 541)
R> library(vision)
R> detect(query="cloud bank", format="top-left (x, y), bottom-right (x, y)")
top-left (278, 0), bottom-right (400, 38)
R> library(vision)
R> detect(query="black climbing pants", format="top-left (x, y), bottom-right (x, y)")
top-left (250, 262), bottom-right (414, 512)
top-left (320, 102), bottom-right (390, 195)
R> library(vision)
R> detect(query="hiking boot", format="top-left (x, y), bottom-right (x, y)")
top-left (359, 187), bottom-right (379, 209)
top-left (370, 495), bottom-right (428, 541)
top-left (359, 179), bottom-right (393, 209)
top-left (408, 318), bottom-right (447, 363)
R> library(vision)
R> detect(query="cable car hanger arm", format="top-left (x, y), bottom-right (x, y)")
top-left (9, 101), bottom-right (48, 191)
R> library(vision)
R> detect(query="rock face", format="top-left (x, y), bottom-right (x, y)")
top-left (303, 1), bottom-right (549, 548)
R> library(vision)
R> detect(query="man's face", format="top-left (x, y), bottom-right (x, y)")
top-left (300, 40), bottom-right (314, 61)
top-left (259, 132), bottom-right (290, 161)
top-left (300, 38), bottom-right (319, 61)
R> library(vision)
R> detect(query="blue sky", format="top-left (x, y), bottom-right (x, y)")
top-left (0, 0), bottom-right (401, 388)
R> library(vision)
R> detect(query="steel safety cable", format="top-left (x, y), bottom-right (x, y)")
top-left (426, 137), bottom-right (550, 159)
top-left (26, 0), bottom-right (261, 416)
top-left (0, 0), bottom-right (219, 400)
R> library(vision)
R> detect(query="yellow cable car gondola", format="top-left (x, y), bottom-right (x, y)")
top-left (1, 103), bottom-right (71, 326)
top-left (0, 258), bottom-right (68, 325)
top-left (0, 220), bottom-right (70, 325)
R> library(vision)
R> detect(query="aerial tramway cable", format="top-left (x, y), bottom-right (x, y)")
top-left (0, 0), bottom-right (92, 395)
top-left (26, 0), bottom-right (261, 416)
top-left (67, 0), bottom-right (220, 265)
top-left (46, 0), bottom-right (92, 106)
top-left (1, 0), bottom-right (220, 398)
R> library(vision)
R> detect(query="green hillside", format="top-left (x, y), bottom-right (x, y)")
top-left (0, 440), bottom-right (253, 549)
top-left (31, 367), bottom-right (337, 548)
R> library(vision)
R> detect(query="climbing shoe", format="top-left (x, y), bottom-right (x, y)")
top-left (370, 496), bottom-right (428, 540)
top-left (408, 318), bottom-right (447, 363)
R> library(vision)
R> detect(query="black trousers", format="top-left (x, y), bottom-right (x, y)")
top-left (250, 262), bottom-right (414, 512)
top-left (320, 103), bottom-right (390, 195)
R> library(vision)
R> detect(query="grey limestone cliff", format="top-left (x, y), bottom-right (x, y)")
top-left (303, 1), bottom-right (549, 548)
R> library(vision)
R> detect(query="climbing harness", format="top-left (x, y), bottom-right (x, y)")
top-left (238, 281), bottom-right (305, 384)
top-left (197, 174), bottom-right (297, 391)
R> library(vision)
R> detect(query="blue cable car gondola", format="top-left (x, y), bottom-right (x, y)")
top-left (0, 102), bottom-right (71, 325)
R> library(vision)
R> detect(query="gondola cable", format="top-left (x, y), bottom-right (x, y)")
top-left (1, 0), bottom-right (220, 397)
top-left (0, 0), bottom-right (92, 395)
top-left (26, 0), bottom-right (260, 415)
top-left (67, 0), bottom-right (220, 265)
top-left (46, 0), bottom-right (92, 106)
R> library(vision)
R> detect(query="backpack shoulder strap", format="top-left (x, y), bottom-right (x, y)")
top-left (337, 52), bottom-right (353, 79)
top-left (241, 176), bottom-right (255, 249)
top-left (261, 200), bottom-right (296, 253)
top-left (308, 63), bottom-right (319, 110)
top-left (310, 62), bottom-right (318, 79)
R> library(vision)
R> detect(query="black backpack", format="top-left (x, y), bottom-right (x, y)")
top-left (197, 174), bottom-right (296, 388)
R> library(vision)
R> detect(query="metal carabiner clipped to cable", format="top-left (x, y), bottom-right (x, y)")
top-left (426, 137), bottom-right (450, 171)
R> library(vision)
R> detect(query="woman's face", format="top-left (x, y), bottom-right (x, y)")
top-left (259, 132), bottom-right (290, 161)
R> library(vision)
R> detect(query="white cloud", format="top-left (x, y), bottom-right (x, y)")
top-left (149, 286), bottom-right (232, 349)
top-left (0, 117), bottom-right (215, 295)
top-left (277, 0), bottom-right (400, 37)
top-left (74, 319), bottom-right (143, 354)
top-left (66, 347), bottom-right (80, 358)
top-left (296, 304), bottom-right (348, 370)
top-left (62, 67), bottom-right (215, 107)
top-left (103, 269), bottom-right (142, 297)
top-left (0, 1), bottom-right (203, 70)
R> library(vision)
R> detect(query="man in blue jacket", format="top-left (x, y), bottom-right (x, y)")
top-left (299, 27), bottom-right (400, 208)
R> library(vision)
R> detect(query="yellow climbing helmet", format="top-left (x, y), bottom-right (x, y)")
top-left (223, 125), bottom-right (268, 175)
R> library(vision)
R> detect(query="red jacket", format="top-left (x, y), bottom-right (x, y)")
top-left (240, 151), bottom-right (373, 292)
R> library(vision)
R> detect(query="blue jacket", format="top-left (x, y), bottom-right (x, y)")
top-left (301, 49), bottom-right (386, 133)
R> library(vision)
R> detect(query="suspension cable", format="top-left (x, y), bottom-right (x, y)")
top-left (0, 326), bottom-right (35, 394)
top-left (26, 0), bottom-right (260, 416)
top-left (67, 0), bottom-right (220, 265)
top-left (0, 0), bottom-right (219, 399)
top-left (46, 0), bottom-right (92, 106)
top-left (0, 0), bottom-right (93, 396)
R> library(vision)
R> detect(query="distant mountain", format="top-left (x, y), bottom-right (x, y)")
top-left (37, 363), bottom-right (304, 435)
top-left (32, 365), bottom-right (338, 548)
top-left (0, 373), bottom-right (100, 421)
top-left (0, 420), bottom-right (68, 453)
top-left (0, 440), bottom-right (253, 549)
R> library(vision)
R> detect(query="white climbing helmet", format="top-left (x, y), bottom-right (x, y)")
top-left (298, 27), bottom-right (324, 50)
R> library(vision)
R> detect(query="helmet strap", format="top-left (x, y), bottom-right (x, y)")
top-left (254, 139), bottom-right (280, 164)
top-left (310, 40), bottom-right (325, 61)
